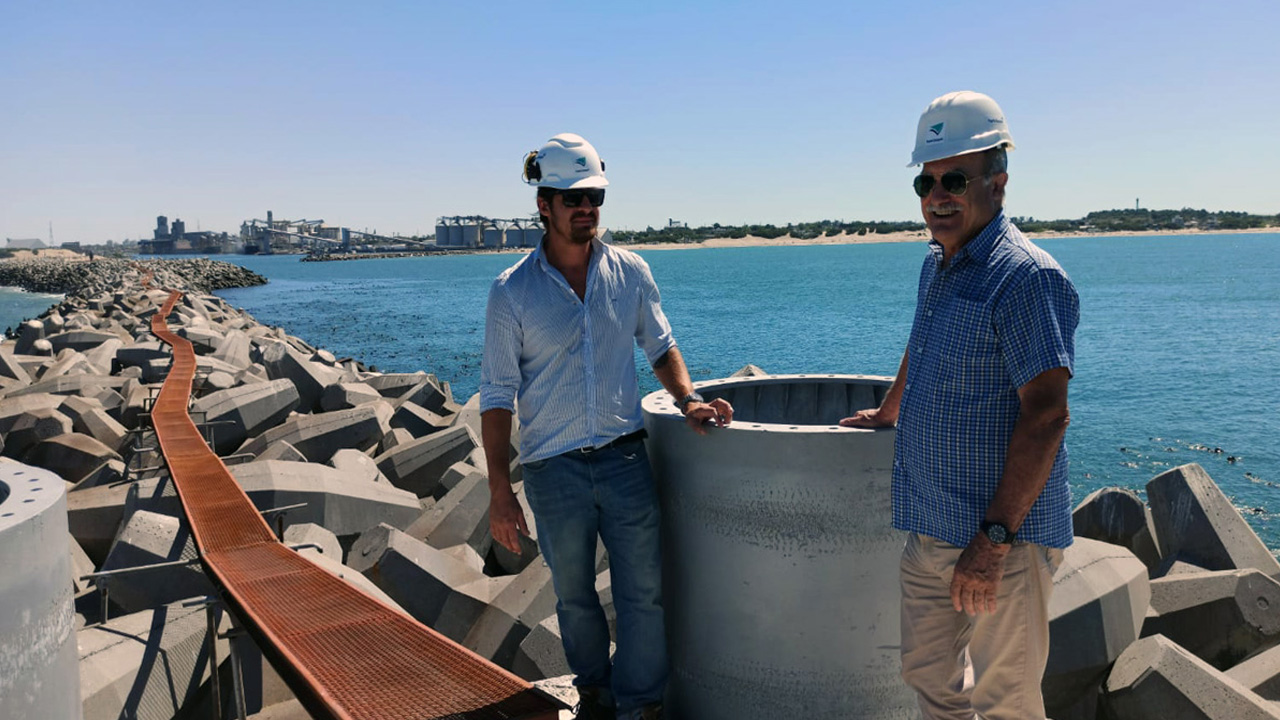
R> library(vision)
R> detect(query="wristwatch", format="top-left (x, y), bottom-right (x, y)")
top-left (980, 520), bottom-right (1016, 545)
top-left (676, 392), bottom-right (705, 414)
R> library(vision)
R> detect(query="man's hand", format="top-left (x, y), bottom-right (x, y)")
top-left (683, 398), bottom-right (733, 435)
top-left (489, 483), bottom-right (530, 554)
top-left (839, 406), bottom-right (896, 428)
top-left (950, 533), bottom-right (1010, 615)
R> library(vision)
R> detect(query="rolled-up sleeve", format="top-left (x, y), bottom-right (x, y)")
top-left (633, 260), bottom-right (676, 366)
top-left (479, 279), bottom-right (521, 413)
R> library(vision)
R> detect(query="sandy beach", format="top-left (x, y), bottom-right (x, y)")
top-left (619, 224), bottom-right (1279, 252)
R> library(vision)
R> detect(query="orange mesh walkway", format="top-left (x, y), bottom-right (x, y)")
top-left (148, 289), bottom-right (562, 720)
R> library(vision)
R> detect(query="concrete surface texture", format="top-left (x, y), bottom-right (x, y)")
top-left (0, 461), bottom-right (82, 720)
top-left (643, 374), bottom-right (917, 720)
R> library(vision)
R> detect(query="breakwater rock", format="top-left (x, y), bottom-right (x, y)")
top-left (1, 266), bottom-right (1278, 719)
top-left (0, 257), bottom-right (266, 297)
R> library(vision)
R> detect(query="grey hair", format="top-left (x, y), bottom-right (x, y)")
top-left (984, 146), bottom-right (1008, 176)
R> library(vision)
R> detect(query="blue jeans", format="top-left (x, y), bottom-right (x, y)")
top-left (522, 437), bottom-right (668, 715)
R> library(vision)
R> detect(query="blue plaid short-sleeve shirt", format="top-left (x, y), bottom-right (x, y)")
top-left (892, 212), bottom-right (1079, 549)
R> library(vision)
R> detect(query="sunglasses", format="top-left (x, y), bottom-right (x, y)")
top-left (557, 188), bottom-right (606, 208)
top-left (912, 171), bottom-right (988, 198)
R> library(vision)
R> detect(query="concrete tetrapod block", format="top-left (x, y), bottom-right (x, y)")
top-left (319, 381), bottom-right (382, 412)
top-left (46, 329), bottom-right (120, 353)
top-left (82, 338), bottom-right (124, 376)
top-left (407, 466), bottom-right (492, 557)
top-left (2, 405), bottom-right (74, 459)
top-left (329, 447), bottom-right (390, 485)
top-left (1043, 537), bottom-right (1151, 716)
top-left (78, 600), bottom-right (231, 720)
top-left (70, 533), bottom-right (96, 593)
top-left (68, 405), bottom-right (129, 453)
top-left (39, 348), bottom-right (95, 380)
top-left (392, 398), bottom-right (453, 438)
top-left (0, 346), bottom-right (33, 384)
top-left (1147, 463), bottom-right (1280, 579)
top-left (1104, 634), bottom-right (1280, 719)
top-left (24, 433), bottom-right (123, 485)
top-left (379, 427), bottom-right (414, 454)
top-left (0, 391), bottom-right (65, 432)
top-left (14, 319), bottom-right (43, 355)
top-left (212, 328), bottom-right (252, 369)
top-left (1142, 569), bottom-right (1280, 670)
top-left (282, 522), bottom-right (343, 561)
top-left (1228, 644), bottom-right (1280, 701)
top-left (513, 615), bottom-right (572, 681)
top-left (255, 440), bottom-right (307, 462)
top-left (97, 509), bottom-right (215, 614)
top-left (190, 378), bottom-right (300, 455)
top-left (6, 373), bottom-right (130, 400)
top-left (395, 378), bottom-right (454, 415)
top-left (1073, 486), bottom-right (1150, 550)
top-left (374, 423), bottom-right (479, 499)
top-left (348, 523), bottom-right (503, 642)
top-left (259, 340), bottom-right (343, 412)
top-left (115, 341), bottom-right (170, 368)
top-left (364, 372), bottom-right (437, 399)
top-left (228, 459), bottom-right (420, 540)
top-left (463, 557), bottom-right (558, 669)
top-left (238, 402), bottom-right (390, 464)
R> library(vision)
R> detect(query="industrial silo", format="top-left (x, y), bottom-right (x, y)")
top-left (642, 374), bottom-right (916, 720)
top-left (435, 220), bottom-right (450, 247)
top-left (523, 225), bottom-right (544, 248)
top-left (447, 221), bottom-right (463, 247)
top-left (460, 219), bottom-right (482, 248)
top-left (483, 223), bottom-right (504, 248)
top-left (504, 221), bottom-right (524, 248)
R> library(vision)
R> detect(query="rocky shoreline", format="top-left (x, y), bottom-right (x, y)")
top-left (1, 258), bottom-right (1279, 719)
top-left (0, 256), bottom-right (266, 297)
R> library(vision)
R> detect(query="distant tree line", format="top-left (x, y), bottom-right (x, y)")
top-left (611, 208), bottom-right (1278, 245)
top-left (612, 219), bottom-right (925, 244)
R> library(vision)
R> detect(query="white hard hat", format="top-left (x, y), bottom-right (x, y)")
top-left (909, 91), bottom-right (1016, 167)
top-left (522, 133), bottom-right (608, 189)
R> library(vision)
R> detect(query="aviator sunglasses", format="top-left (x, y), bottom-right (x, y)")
top-left (912, 171), bottom-right (988, 198)
top-left (556, 188), bottom-right (606, 208)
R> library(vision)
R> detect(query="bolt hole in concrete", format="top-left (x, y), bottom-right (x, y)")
top-left (642, 375), bottom-right (916, 719)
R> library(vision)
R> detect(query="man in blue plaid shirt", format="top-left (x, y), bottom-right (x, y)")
top-left (843, 91), bottom-right (1079, 720)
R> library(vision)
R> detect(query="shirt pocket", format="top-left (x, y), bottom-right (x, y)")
top-left (936, 298), bottom-right (1002, 394)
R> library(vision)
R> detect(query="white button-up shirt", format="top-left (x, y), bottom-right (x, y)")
top-left (479, 237), bottom-right (676, 463)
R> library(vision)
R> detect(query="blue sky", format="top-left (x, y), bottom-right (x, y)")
top-left (2, 1), bottom-right (1275, 243)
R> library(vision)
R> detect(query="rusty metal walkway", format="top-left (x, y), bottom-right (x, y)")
top-left (148, 289), bottom-right (562, 720)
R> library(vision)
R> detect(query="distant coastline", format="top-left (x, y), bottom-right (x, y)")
top-left (614, 224), bottom-right (1280, 252)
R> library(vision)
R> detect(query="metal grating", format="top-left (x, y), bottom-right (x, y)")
top-left (148, 289), bottom-right (563, 720)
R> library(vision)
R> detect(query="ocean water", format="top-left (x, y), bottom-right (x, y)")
top-left (5, 235), bottom-right (1278, 550)
top-left (0, 287), bottom-right (65, 335)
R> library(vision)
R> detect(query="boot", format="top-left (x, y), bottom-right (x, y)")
top-left (573, 685), bottom-right (615, 720)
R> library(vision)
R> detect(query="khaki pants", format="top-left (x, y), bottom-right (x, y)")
top-left (900, 532), bottom-right (1063, 720)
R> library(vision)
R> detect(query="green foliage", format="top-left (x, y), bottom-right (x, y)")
top-left (612, 208), bottom-right (1276, 245)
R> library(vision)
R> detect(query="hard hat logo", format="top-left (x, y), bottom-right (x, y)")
top-left (909, 91), bottom-right (1015, 167)
top-left (523, 132), bottom-right (609, 190)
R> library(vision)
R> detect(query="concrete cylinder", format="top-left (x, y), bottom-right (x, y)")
top-left (0, 462), bottom-right (82, 720)
top-left (642, 374), bottom-right (915, 719)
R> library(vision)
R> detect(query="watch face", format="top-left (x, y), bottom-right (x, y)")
top-left (985, 524), bottom-right (1009, 544)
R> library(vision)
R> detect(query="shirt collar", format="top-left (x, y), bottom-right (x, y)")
top-left (928, 211), bottom-right (1008, 268)
top-left (531, 234), bottom-right (606, 281)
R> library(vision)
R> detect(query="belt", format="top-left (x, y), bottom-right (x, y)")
top-left (573, 429), bottom-right (648, 454)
